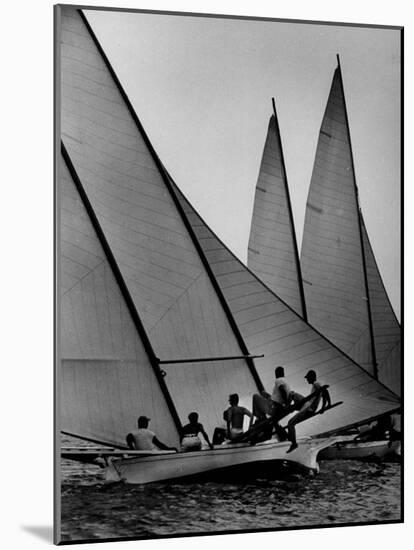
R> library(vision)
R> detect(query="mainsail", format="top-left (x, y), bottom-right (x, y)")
top-left (168, 176), bottom-right (399, 438)
top-left (300, 58), bottom-right (401, 395)
top-left (60, 6), bottom-right (259, 440)
top-left (248, 100), bottom-right (306, 319)
top-left (60, 150), bottom-right (180, 447)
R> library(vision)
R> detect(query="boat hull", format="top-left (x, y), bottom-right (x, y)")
top-left (105, 436), bottom-right (341, 484)
top-left (319, 439), bottom-right (400, 460)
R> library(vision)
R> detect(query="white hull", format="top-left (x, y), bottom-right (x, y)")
top-left (319, 439), bottom-right (400, 460)
top-left (105, 436), bottom-right (342, 485)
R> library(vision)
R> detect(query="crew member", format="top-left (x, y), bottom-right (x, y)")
top-left (286, 370), bottom-right (331, 453)
top-left (126, 416), bottom-right (178, 452)
top-left (251, 366), bottom-right (291, 441)
top-left (181, 412), bottom-right (213, 451)
top-left (226, 393), bottom-right (253, 439)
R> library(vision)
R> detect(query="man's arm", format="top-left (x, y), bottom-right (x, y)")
top-left (200, 426), bottom-right (214, 450)
top-left (152, 436), bottom-right (178, 452)
top-left (321, 387), bottom-right (331, 410)
top-left (126, 433), bottom-right (136, 450)
top-left (226, 408), bottom-right (232, 437)
top-left (279, 384), bottom-right (290, 406)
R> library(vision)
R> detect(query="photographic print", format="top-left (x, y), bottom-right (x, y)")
top-left (55, 4), bottom-right (402, 544)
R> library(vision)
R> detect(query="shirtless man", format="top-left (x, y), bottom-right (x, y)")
top-left (181, 412), bottom-right (213, 451)
top-left (226, 393), bottom-right (253, 439)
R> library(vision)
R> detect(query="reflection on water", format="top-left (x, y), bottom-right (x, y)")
top-left (59, 446), bottom-right (401, 542)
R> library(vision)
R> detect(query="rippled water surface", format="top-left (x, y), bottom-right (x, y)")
top-left (59, 440), bottom-right (401, 543)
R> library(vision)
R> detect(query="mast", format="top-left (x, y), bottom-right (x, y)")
top-left (336, 54), bottom-right (378, 379)
top-left (271, 97), bottom-right (308, 321)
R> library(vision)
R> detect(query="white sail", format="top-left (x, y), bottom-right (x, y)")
top-left (60, 7), bottom-right (258, 438)
top-left (60, 8), bottom-right (399, 446)
top-left (60, 152), bottom-right (180, 447)
top-left (301, 61), bottom-right (401, 395)
top-left (248, 110), bottom-right (306, 318)
top-left (361, 217), bottom-right (401, 395)
top-left (169, 178), bottom-right (399, 438)
top-left (300, 65), bottom-right (375, 375)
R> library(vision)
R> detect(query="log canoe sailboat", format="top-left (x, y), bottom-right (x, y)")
top-left (247, 59), bottom-right (401, 459)
top-left (58, 7), bottom-right (399, 483)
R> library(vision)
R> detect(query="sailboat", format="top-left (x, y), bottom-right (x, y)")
top-left (58, 7), bottom-right (400, 483)
top-left (60, 143), bottom-right (338, 483)
top-left (247, 59), bottom-right (401, 459)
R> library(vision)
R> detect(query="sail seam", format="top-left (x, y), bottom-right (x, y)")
top-left (61, 257), bottom-right (107, 298)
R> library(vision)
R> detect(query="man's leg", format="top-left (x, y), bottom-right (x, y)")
top-left (290, 392), bottom-right (305, 410)
top-left (286, 409), bottom-right (311, 452)
top-left (271, 403), bottom-right (288, 441)
top-left (126, 433), bottom-right (135, 450)
top-left (252, 393), bottom-right (273, 418)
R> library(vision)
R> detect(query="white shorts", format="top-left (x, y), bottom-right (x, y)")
top-left (181, 435), bottom-right (202, 452)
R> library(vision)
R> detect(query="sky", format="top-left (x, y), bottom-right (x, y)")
top-left (85, 9), bottom-right (401, 320)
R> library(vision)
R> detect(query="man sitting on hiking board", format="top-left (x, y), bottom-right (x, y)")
top-left (181, 412), bottom-right (213, 451)
top-left (251, 366), bottom-right (291, 441)
top-left (286, 369), bottom-right (331, 453)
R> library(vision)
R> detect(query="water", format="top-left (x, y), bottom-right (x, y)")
top-left (59, 441), bottom-right (401, 543)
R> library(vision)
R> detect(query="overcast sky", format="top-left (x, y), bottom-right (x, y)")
top-left (85, 9), bottom-right (401, 320)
